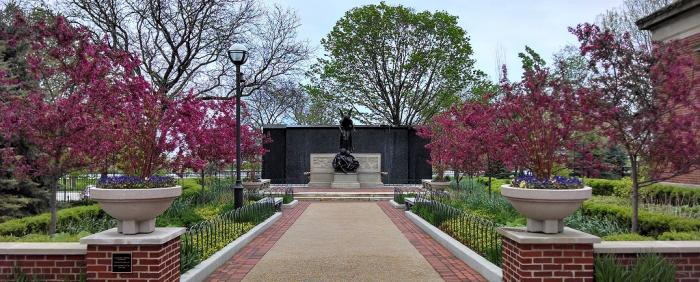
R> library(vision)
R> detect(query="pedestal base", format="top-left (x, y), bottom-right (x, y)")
top-left (526, 218), bottom-right (564, 234)
top-left (118, 218), bottom-right (155, 234)
top-left (331, 173), bottom-right (361, 188)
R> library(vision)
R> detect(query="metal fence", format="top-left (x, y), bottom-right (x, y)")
top-left (180, 199), bottom-right (276, 272)
top-left (412, 192), bottom-right (503, 266)
top-left (57, 175), bottom-right (100, 202)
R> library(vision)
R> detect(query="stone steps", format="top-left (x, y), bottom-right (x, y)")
top-left (294, 191), bottom-right (393, 201)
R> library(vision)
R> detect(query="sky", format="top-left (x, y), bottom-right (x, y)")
top-left (261, 0), bottom-right (625, 80)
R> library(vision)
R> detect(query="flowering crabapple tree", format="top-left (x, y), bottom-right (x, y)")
top-left (171, 98), bottom-right (266, 184)
top-left (419, 96), bottom-right (504, 189)
top-left (453, 98), bottom-right (503, 192)
top-left (496, 66), bottom-right (590, 180)
top-left (0, 14), bottom-right (147, 235)
top-left (571, 23), bottom-right (700, 232)
top-left (417, 121), bottom-right (455, 182)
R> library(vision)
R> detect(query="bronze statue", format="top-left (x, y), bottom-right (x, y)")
top-left (333, 148), bottom-right (360, 173)
top-left (334, 110), bottom-right (359, 173)
top-left (339, 109), bottom-right (354, 152)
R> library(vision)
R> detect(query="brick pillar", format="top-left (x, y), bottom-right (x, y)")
top-left (81, 227), bottom-right (185, 282)
top-left (498, 227), bottom-right (600, 282)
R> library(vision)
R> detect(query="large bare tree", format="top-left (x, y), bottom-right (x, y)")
top-left (596, 0), bottom-right (671, 48)
top-left (246, 79), bottom-right (307, 126)
top-left (61, 0), bottom-right (310, 100)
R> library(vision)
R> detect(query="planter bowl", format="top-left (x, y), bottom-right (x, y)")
top-left (428, 181), bottom-right (451, 191)
top-left (501, 185), bottom-right (591, 234)
top-left (242, 179), bottom-right (270, 193)
top-left (89, 186), bottom-right (182, 235)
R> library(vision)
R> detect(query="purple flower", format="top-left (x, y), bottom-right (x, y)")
top-left (96, 176), bottom-right (176, 189)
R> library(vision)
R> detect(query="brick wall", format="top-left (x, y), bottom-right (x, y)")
top-left (664, 32), bottom-right (700, 186)
top-left (501, 237), bottom-right (594, 282)
top-left (0, 254), bottom-right (86, 281)
top-left (85, 237), bottom-right (180, 282)
top-left (602, 252), bottom-right (700, 282)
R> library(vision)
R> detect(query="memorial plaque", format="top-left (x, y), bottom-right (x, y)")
top-left (112, 253), bottom-right (132, 273)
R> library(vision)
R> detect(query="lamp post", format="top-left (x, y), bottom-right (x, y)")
top-left (228, 43), bottom-right (248, 209)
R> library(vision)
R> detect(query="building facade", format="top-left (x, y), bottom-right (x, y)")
top-left (637, 0), bottom-right (700, 186)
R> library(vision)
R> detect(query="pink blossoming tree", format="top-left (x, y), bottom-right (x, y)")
top-left (571, 23), bottom-right (700, 232)
top-left (496, 66), bottom-right (589, 180)
top-left (0, 14), bottom-right (145, 234)
top-left (0, 13), bottom-right (265, 235)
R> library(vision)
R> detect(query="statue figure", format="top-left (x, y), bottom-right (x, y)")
top-left (333, 148), bottom-right (360, 173)
top-left (339, 109), bottom-right (354, 152)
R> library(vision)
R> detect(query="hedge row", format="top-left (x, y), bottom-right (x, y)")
top-left (0, 204), bottom-right (103, 236)
top-left (582, 199), bottom-right (700, 236)
top-left (584, 178), bottom-right (626, 196)
top-left (585, 178), bottom-right (700, 206)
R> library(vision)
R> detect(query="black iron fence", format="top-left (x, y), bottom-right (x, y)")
top-left (411, 193), bottom-right (503, 266)
top-left (57, 175), bottom-right (100, 202)
top-left (180, 199), bottom-right (276, 272)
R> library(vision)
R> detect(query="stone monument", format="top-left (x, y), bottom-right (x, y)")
top-left (305, 110), bottom-right (384, 188)
top-left (330, 110), bottom-right (361, 188)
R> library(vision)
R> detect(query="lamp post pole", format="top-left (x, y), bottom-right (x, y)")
top-left (228, 43), bottom-right (247, 209)
top-left (234, 64), bottom-right (243, 209)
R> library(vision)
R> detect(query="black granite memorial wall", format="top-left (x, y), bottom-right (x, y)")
top-left (261, 125), bottom-right (431, 184)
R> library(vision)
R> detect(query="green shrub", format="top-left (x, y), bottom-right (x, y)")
top-left (565, 210), bottom-right (629, 237)
top-left (595, 253), bottom-right (676, 282)
top-left (475, 177), bottom-right (509, 193)
top-left (282, 194), bottom-right (294, 204)
top-left (582, 197), bottom-right (700, 236)
top-left (439, 218), bottom-right (502, 266)
top-left (584, 178), bottom-right (618, 196)
top-left (180, 222), bottom-right (255, 272)
top-left (179, 178), bottom-right (203, 197)
top-left (603, 233), bottom-right (655, 241)
top-left (584, 178), bottom-right (700, 206)
top-left (641, 183), bottom-right (700, 206)
top-left (657, 231), bottom-right (700, 241)
top-left (157, 207), bottom-right (204, 228)
top-left (612, 178), bottom-right (633, 198)
top-left (0, 231), bottom-right (91, 242)
top-left (0, 205), bottom-right (102, 236)
top-left (595, 255), bottom-right (628, 281)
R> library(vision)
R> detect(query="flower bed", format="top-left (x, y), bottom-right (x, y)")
top-left (438, 179), bottom-right (700, 241)
top-left (180, 199), bottom-right (276, 272)
top-left (582, 197), bottom-right (700, 236)
top-left (0, 178), bottom-right (231, 242)
top-left (411, 194), bottom-right (503, 266)
top-left (585, 178), bottom-right (700, 206)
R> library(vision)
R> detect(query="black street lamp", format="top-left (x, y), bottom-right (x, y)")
top-left (228, 43), bottom-right (248, 209)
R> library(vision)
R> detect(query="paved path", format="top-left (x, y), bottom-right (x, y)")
top-left (207, 202), bottom-right (485, 282)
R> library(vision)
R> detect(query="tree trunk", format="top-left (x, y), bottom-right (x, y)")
top-left (488, 175), bottom-right (492, 197)
top-left (48, 178), bottom-right (58, 236)
top-left (630, 156), bottom-right (640, 233)
top-left (201, 171), bottom-right (206, 191)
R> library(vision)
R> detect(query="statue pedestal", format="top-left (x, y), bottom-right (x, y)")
top-left (331, 173), bottom-right (361, 189)
top-left (308, 153), bottom-right (383, 188)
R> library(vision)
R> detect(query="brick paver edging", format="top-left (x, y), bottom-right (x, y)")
top-left (206, 202), bottom-right (310, 282)
top-left (378, 202), bottom-right (487, 282)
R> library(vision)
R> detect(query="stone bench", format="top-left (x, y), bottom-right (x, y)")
top-left (257, 197), bottom-right (283, 211)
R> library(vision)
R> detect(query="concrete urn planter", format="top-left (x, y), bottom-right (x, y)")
top-left (501, 185), bottom-right (592, 234)
top-left (89, 186), bottom-right (182, 235)
top-left (242, 179), bottom-right (270, 193)
top-left (428, 181), bottom-right (451, 191)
